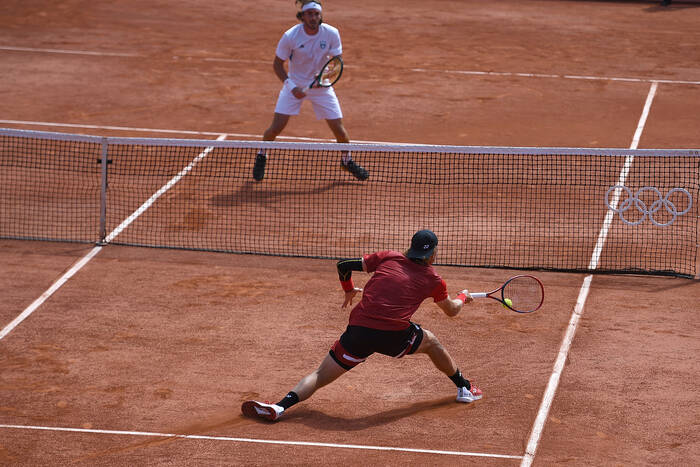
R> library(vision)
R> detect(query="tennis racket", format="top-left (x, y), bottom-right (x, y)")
top-left (468, 275), bottom-right (544, 313)
top-left (301, 55), bottom-right (343, 92)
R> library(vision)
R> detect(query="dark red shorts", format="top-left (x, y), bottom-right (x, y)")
top-left (329, 323), bottom-right (424, 370)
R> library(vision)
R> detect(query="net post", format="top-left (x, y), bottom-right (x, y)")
top-left (98, 138), bottom-right (108, 245)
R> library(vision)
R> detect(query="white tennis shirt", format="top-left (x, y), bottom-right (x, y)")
top-left (275, 23), bottom-right (342, 88)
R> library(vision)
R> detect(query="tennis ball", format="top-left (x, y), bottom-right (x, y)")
top-left (503, 298), bottom-right (513, 309)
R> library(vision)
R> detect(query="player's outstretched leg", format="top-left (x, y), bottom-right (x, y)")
top-left (241, 353), bottom-right (347, 421)
top-left (414, 328), bottom-right (483, 403)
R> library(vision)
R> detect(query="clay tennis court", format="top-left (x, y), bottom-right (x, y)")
top-left (1, 0), bottom-right (699, 465)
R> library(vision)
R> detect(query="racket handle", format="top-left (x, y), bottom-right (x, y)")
top-left (287, 78), bottom-right (310, 93)
top-left (469, 292), bottom-right (488, 298)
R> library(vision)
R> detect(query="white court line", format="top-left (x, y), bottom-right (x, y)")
top-left (629, 82), bottom-right (659, 151)
top-left (0, 247), bottom-right (103, 340)
top-left (0, 119), bottom-right (329, 142)
top-left (104, 134), bottom-right (225, 243)
top-left (0, 119), bottom-right (226, 137)
top-left (520, 276), bottom-right (592, 467)
top-left (3, 44), bottom-right (699, 85)
top-left (589, 81), bottom-right (658, 269)
top-left (0, 119), bottom-right (408, 145)
top-left (520, 82), bottom-right (659, 467)
top-left (204, 57), bottom-right (268, 64)
top-left (0, 134), bottom-right (227, 341)
top-left (0, 46), bottom-right (139, 57)
top-left (0, 424), bottom-right (523, 460)
top-left (412, 68), bottom-right (700, 86)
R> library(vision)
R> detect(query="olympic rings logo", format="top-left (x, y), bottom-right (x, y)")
top-left (605, 185), bottom-right (693, 227)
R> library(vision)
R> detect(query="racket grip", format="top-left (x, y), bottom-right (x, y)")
top-left (469, 292), bottom-right (488, 298)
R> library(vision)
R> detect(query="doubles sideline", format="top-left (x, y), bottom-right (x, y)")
top-left (0, 134), bottom-right (227, 342)
top-left (519, 82), bottom-right (659, 467)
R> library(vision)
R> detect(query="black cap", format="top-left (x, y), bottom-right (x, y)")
top-left (405, 229), bottom-right (438, 260)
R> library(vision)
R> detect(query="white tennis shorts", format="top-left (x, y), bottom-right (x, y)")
top-left (274, 80), bottom-right (343, 120)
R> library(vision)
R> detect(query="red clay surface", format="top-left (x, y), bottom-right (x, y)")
top-left (1, 0), bottom-right (699, 465)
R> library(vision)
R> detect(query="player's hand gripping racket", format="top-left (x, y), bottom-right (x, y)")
top-left (301, 55), bottom-right (343, 92)
top-left (469, 275), bottom-right (544, 313)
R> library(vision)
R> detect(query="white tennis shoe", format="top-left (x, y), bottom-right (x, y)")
top-left (456, 385), bottom-right (483, 403)
top-left (241, 400), bottom-right (284, 421)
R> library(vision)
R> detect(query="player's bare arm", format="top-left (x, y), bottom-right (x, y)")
top-left (272, 56), bottom-right (287, 83)
top-left (436, 290), bottom-right (472, 317)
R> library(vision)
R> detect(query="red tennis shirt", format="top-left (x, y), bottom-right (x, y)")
top-left (348, 250), bottom-right (448, 331)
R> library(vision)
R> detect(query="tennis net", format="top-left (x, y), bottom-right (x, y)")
top-left (1, 128), bottom-right (698, 277)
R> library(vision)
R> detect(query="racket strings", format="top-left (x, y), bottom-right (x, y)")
top-left (503, 276), bottom-right (543, 312)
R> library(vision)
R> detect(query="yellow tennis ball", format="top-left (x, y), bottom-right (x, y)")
top-left (503, 298), bottom-right (513, 308)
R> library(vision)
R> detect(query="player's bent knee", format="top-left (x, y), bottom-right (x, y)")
top-left (415, 328), bottom-right (440, 354)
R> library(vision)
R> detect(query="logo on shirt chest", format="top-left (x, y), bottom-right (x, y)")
top-left (297, 42), bottom-right (325, 50)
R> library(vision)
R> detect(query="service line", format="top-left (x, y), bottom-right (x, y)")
top-left (0, 45), bottom-right (139, 57)
top-left (2, 44), bottom-right (698, 85)
top-left (0, 119), bottom-right (404, 145)
top-left (412, 68), bottom-right (700, 86)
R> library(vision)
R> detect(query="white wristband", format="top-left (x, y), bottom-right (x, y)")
top-left (285, 78), bottom-right (297, 89)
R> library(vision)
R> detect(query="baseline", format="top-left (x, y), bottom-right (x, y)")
top-left (0, 424), bottom-right (523, 460)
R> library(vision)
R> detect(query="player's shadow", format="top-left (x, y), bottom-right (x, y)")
top-left (210, 180), bottom-right (352, 208)
top-left (651, 279), bottom-right (700, 292)
top-left (282, 396), bottom-right (472, 430)
top-left (551, 0), bottom-right (700, 10)
top-left (644, 1), bottom-right (700, 11)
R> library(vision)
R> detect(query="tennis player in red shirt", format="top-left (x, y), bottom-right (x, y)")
top-left (242, 229), bottom-right (482, 421)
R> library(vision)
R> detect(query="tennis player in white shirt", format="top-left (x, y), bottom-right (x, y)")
top-left (253, 0), bottom-right (369, 182)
